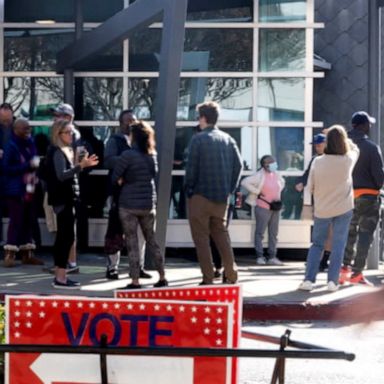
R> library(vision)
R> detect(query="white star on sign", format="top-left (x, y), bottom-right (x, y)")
top-left (89, 303), bottom-right (95, 309)
top-left (26, 311), bottom-right (32, 318)
top-left (204, 328), bottom-right (210, 335)
top-left (64, 302), bottom-right (70, 308)
top-left (154, 305), bottom-right (160, 311)
top-left (139, 304), bottom-right (146, 310)
top-left (186, 291), bottom-right (191, 296)
top-left (216, 329), bottom-right (223, 335)
top-left (165, 292), bottom-right (170, 297)
top-left (52, 301), bottom-right (58, 308)
top-left (26, 301), bottom-right (33, 307)
top-left (191, 317), bottom-right (197, 323)
top-left (179, 306), bottom-right (185, 312)
top-left (77, 303), bottom-right (84, 308)
top-left (127, 304), bottom-right (133, 310)
top-left (217, 307), bottom-right (223, 314)
top-left (114, 304), bottom-right (120, 309)
top-left (15, 311), bottom-right (20, 317)
top-left (15, 301), bottom-right (20, 307)
top-left (14, 332), bottom-right (20, 338)
top-left (26, 322), bottom-right (32, 328)
top-left (14, 321), bottom-right (20, 328)
top-left (204, 318), bottom-right (211, 324)
top-left (216, 339), bottom-right (222, 346)
top-left (102, 303), bottom-right (108, 309)
top-left (39, 301), bottom-right (46, 307)
top-left (204, 307), bottom-right (211, 313)
top-left (39, 312), bottom-right (46, 318)
top-left (216, 318), bottom-right (222, 324)
top-left (191, 306), bottom-right (197, 313)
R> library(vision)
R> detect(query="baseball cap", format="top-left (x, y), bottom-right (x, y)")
top-left (51, 103), bottom-right (74, 116)
top-left (311, 133), bottom-right (326, 145)
top-left (351, 111), bottom-right (376, 125)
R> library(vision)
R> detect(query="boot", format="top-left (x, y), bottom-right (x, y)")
top-left (3, 245), bottom-right (18, 267)
top-left (19, 243), bottom-right (44, 265)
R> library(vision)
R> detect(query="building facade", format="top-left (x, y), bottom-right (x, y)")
top-left (2, 0), bottom-right (377, 249)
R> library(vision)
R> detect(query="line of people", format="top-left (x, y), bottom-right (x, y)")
top-left (1, 101), bottom-right (383, 291)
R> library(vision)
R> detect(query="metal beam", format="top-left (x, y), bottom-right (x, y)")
top-left (57, 0), bottom-right (165, 72)
top-left (154, 0), bottom-right (188, 254)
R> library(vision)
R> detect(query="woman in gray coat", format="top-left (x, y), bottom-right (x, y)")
top-left (112, 121), bottom-right (167, 289)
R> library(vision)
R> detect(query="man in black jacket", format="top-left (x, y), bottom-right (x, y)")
top-left (103, 110), bottom-right (151, 280)
top-left (340, 111), bottom-right (384, 285)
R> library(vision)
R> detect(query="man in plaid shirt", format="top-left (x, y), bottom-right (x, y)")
top-left (185, 101), bottom-right (243, 285)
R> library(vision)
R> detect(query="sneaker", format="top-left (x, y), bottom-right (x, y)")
top-left (124, 283), bottom-right (142, 289)
top-left (349, 273), bottom-right (374, 286)
top-left (214, 269), bottom-right (222, 279)
top-left (52, 278), bottom-right (80, 289)
top-left (106, 269), bottom-right (119, 280)
top-left (139, 269), bottom-right (152, 279)
top-left (266, 257), bottom-right (284, 266)
top-left (66, 264), bottom-right (80, 274)
top-left (298, 280), bottom-right (313, 291)
top-left (256, 257), bottom-right (266, 265)
top-left (339, 265), bottom-right (352, 285)
top-left (154, 279), bottom-right (168, 288)
top-left (327, 281), bottom-right (339, 292)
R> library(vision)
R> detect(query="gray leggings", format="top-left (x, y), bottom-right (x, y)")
top-left (119, 207), bottom-right (164, 279)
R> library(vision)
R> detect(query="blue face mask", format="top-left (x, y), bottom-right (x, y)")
top-left (268, 162), bottom-right (278, 172)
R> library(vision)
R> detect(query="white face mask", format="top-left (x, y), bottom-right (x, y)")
top-left (268, 162), bottom-right (278, 172)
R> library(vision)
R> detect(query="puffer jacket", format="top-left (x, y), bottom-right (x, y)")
top-left (112, 147), bottom-right (157, 210)
top-left (241, 168), bottom-right (285, 206)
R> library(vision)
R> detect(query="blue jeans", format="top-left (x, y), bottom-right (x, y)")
top-left (305, 210), bottom-right (353, 284)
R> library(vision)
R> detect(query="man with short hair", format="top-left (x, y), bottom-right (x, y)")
top-left (185, 101), bottom-right (242, 285)
top-left (340, 111), bottom-right (384, 285)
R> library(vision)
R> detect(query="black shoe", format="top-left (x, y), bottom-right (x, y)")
top-left (154, 279), bottom-right (168, 288)
top-left (214, 269), bottom-right (222, 279)
top-left (139, 269), bottom-right (152, 279)
top-left (106, 269), bottom-right (119, 280)
top-left (125, 283), bottom-right (141, 289)
top-left (52, 278), bottom-right (80, 289)
top-left (199, 281), bottom-right (212, 286)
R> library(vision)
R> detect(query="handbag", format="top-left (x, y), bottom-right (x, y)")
top-left (258, 195), bottom-right (283, 211)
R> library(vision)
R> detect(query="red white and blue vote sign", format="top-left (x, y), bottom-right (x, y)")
top-left (6, 295), bottom-right (233, 384)
top-left (115, 285), bottom-right (242, 384)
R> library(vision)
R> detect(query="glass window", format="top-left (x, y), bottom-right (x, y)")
top-left (4, 29), bottom-right (122, 72)
top-left (259, 0), bottom-right (307, 23)
top-left (129, 28), bottom-right (253, 72)
top-left (259, 29), bottom-right (305, 71)
top-left (258, 78), bottom-right (304, 121)
top-left (76, 78), bottom-right (123, 121)
top-left (129, 78), bottom-right (253, 121)
top-left (258, 127), bottom-right (304, 171)
top-left (281, 176), bottom-right (304, 220)
top-left (4, 77), bottom-right (63, 120)
top-left (174, 126), bottom-right (253, 171)
top-left (5, 0), bottom-right (124, 22)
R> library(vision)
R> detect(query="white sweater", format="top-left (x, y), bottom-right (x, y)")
top-left (307, 145), bottom-right (359, 218)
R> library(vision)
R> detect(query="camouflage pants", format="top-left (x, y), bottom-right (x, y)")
top-left (119, 207), bottom-right (164, 280)
top-left (344, 196), bottom-right (381, 273)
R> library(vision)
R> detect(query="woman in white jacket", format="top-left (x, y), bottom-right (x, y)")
top-left (241, 155), bottom-right (285, 265)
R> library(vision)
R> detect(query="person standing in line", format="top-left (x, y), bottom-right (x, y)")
top-left (112, 121), bottom-right (167, 289)
top-left (295, 133), bottom-right (332, 271)
top-left (2, 119), bottom-right (44, 267)
top-left (242, 155), bottom-right (285, 266)
top-left (299, 125), bottom-right (359, 292)
top-left (46, 119), bottom-right (98, 289)
top-left (0, 103), bottom-right (14, 247)
top-left (185, 101), bottom-right (242, 285)
top-left (104, 110), bottom-right (150, 280)
top-left (340, 111), bottom-right (384, 286)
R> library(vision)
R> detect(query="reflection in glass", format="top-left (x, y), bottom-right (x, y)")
top-left (258, 78), bottom-right (304, 121)
top-left (259, 29), bottom-right (305, 72)
top-left (79, 78), bottom-right (123, 120)
top-left (174, 126), bottom-right (253, 171)
top-left (259, 0), bottom-right (306, 23)
top-left (258, 127), bottom-right (304, 171)
top-left (129, 78), bottom-right (253, 121)
top-left (129, 28), bottom-right (253, 72)
top-left (187, 3), bottom-right (253, 22)
top-left (5, 77), bottom-right (63, 120)
top-left (281, 176), bottom-right (303, 220)
top-left (5, 0), bottom-right (123, 22)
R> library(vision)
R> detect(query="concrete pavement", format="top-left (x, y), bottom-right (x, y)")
top-left (0, 250), bottom-right (383, 321)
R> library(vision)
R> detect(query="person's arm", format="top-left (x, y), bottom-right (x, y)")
top-left (111, 151), bottom-right (130, 185)
top-left (2, 144), bottom-right (33, 176)
top-left (241, 173), bottom-right (260, 194)
top-left (104, 136), bottom-right (120, 170)
top-left (230, 140), bottom-right (243, 193)
top-left (370, 146), bottom-right (384, 189)
top-left (306, 163), bottom-right (315, 195)
top-left (53, 149), bottom-right (81, 182)
top-left (185, 137), bottom-right (199, 196)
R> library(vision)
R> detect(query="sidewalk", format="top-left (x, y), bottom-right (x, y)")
top-left (0, 251), bottom-right (382, 321)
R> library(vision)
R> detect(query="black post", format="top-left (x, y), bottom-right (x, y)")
top-left (154, 0), bottom-right (188, 254)
top-left (99, 334), bottom-right (109, 384)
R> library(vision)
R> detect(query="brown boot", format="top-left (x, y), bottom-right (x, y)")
top-left (3, 245), bottom-right (18, 267)
top-left (20, 244), bottom-right (44, 265)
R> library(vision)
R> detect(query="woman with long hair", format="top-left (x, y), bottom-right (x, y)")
top-left (299, 125), bottom-right (359, 292)
top-left (46, 119), bottom-right (98, 289)
top-left (112, 121), bottom-right (167, 289)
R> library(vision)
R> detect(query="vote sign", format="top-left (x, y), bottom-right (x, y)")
top-left (6, 295), bottom-right (233, 384)
top-left (115, 285), bottom-right (242, 384)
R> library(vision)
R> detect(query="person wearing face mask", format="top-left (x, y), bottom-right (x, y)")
top-left (103, 110), bottom-right (151, 280)
top-left (241, 155), bottom-right (285, 265)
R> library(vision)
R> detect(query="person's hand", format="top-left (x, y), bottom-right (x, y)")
top-left (117, 177), bottom-right (123, 186)
top-left (79, 154), bottom-right (99, 169)
top-left (30, 156), bottom-right (40, 169)
top-left (295, 182), bottom-right (304, 192)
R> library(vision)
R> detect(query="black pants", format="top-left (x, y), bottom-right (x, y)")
top-left (54, 204), bottom-right (75, 269)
